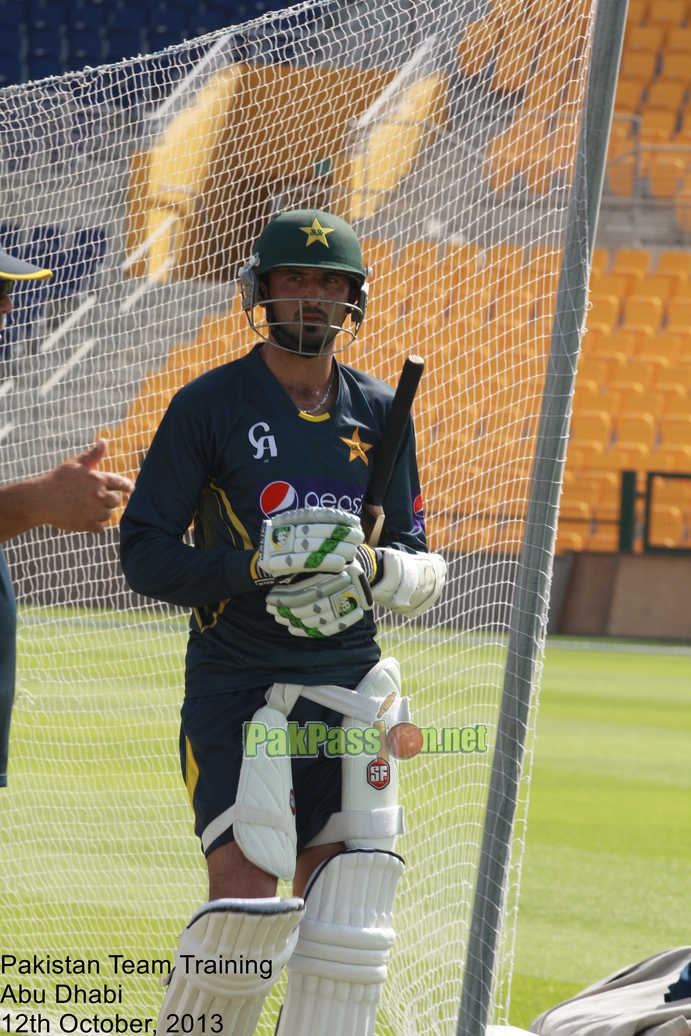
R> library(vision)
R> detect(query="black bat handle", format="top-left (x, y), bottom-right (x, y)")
top-left (365, 355), bottom-right (424, 507)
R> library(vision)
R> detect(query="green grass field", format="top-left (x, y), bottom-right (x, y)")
top-left (2, 614), bottom-right (690, 1035)
top-left (509, 639), bottom-right (691, 1030)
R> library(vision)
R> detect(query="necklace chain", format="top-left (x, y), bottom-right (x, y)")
top-left (299, 366), bottom-right (335, 415)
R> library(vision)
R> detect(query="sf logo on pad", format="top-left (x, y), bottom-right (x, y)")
top-left (367, 758), bottom-right (390, 789)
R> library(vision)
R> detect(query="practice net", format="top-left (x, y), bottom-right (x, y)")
top-left (0, 0), bottom-right (595, 1032)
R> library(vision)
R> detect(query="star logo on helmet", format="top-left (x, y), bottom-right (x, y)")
top-left (300, 218), bottom-right (335, 248)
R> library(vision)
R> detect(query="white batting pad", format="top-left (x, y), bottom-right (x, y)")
top-left (233, 705), bottom-right (297, 880)
top-left (157, 897), bottom-right (304, 1036)
top-left (276, 850), bottom-right (404, 1036)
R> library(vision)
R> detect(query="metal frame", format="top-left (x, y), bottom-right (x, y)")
top-left (456, 0), bottom-right (630, 1032)
top-left (643, 470), bottom-right (691, 554)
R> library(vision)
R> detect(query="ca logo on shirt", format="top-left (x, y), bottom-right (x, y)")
top-left (248, 422), bottom-right (278, 460)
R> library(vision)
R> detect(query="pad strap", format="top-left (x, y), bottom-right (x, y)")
top-left (201, 803), bottom-right (297, 855)
top-left (306, 806), bottom-right (404, 847)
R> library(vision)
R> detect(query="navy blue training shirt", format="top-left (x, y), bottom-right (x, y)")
top-left (120, 345), bottom-right (426, 696)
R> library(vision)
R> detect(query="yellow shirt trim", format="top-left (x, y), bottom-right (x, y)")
top-left (185, 736), bottom-right (200, 806)
top-left (193, 597), bottom-right (229, 633)
top-left (298, 411), bottom-right (331, 423)
top-left (210, 480), bottom-right (253, 549)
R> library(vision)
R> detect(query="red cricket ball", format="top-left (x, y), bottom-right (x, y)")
top-left (387, 722), bottom-right (424, 760)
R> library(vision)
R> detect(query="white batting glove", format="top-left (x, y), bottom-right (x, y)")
top-left (372, 548), bottom-right (447, 617)
top-left (258, 507), bottom-right (364, 577)
top-left (266, 561), bottom-right (373, 638)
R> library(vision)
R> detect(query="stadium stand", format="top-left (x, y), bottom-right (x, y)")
top-left (2, 0), bottom-right (691, 557)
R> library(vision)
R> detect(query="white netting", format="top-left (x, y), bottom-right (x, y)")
top-left (0, 1), bottom-right (595, 1033)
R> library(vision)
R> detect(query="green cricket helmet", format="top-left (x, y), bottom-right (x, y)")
top-left (238, 209), bottom-right (370, 356)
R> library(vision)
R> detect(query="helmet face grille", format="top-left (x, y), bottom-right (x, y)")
top-left (245, 294), bottom-right (365, 356)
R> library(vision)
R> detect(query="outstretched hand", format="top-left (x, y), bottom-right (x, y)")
top-left (38, 440), bottom-right (134, 534)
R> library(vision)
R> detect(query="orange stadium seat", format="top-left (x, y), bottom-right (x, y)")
top-left (588, 296), bottom-right (620, 328)
top-left (659, 52), bottom-right (691, 84)
top-left (649, 154), bottom-right (687, 197)
top-left (648, 0), bottom-right (686, 24)
top-left (626, 0), bottom-right (648, 21)
top-left (620, 389), bottom-right (666, 415)
top-left (620, 50), bottom-right (657, 80)
top-left (660, 413), bottom-right (691, 442)
top-left (616, 412), bottom-right (657, 448)
top-left (571, 410), bottom-right (612, 444)
top-left (643, 332), bottom-right (681, 356)
top-left (637, 276), bottom-right (676, 302)
top-left (458, 14), bottom-right (503, 77)
top-left (666, 26), bottom-right (691, 51)
top-left (590, 273), bottom-right (629, 299)
top-left (614, 78), bottom-right (646, 113)
top-left (644, 81), bottom-right (687, 113)
top-left (361, 237), bottom-right (395, 279)
top-left (612, 248), bottom-right (652, 278)
top-left (648, 504), bottom-right (685, 545)
top-left (657, 250), bottom-right (691, 276)
top-left (664, 391), bottom-right (691, 413)
top-left (653, 443), bottom-right (691, 469)
top-left (667, 296), bottom-right (691, 325)
top-left (592, 247), bottom-right (610, 276)
top-left (625, 25), bottom-right (666, 52)
top-left (606, 330), bottom-right (638, 355)
top-left (623, 295), bottom-right (663, 328)
top-left (491, 17), bottom-right (544, 93)
top-left (640, 109), bottom-right (677, 141)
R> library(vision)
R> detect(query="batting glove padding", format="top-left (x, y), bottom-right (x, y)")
top-left (258, 507), bottom-right (364, 577)
top-left (266, 561), bottom-right (373, 638)
top-left (372, 548), bottom-right (447, 617)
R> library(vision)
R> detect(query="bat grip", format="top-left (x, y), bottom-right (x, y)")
top-left (362, 503), bottom-right (385, 547)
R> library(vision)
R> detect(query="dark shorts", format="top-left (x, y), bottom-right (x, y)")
top-left (180, 687), bottom-right (344, 857)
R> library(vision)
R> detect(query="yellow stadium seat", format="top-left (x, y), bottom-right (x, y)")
top-left (620, 389), bottom-right (665, 415)
top-left (590, 273), bottom-right (630, 299)
top-left (642, 332), bottom-right (681, 357)
top-left (625, 25), bottom-right (666, 51)
top-left (648, 0), bottom-right (686, 24)
top-left (623, 359), bottom-right (659, 388)
top-left (458, 14), bottom-right (503, 78)
top-left (604, 330), bottom-right (637, 355)
top-left (650, 474), bottom-right (691, 504)
top-left (620, 50), bottom-right (657, 80)
top-left (645, 80), bottom-right (687, 112)
top-left (608, 441), bottom-right (652, 468)
top-left (616, 412), bottom-right (657, 448)
top-left (571, 410), bottom-right (613, 443)
top-left (649, 504), bottom-right (684, 545)
top-left (659, 52), bottom-right (691, 84)
top-left (361, 237), bottom-right (395, 278)
top-left (637, 277), bottom-right (676, 303)
top-left (491, 17), bottom-right (544, 93)
top-left (663, 391), bottom-right (691, 414)
top-left (660, 413), bottom-right (691, 443)
top-left (658, 363), bottom-right (691, 389)
top-left (667, 296), bottom-right (691, 325)
top-left (657, 250), bottom-right (691, 276)
top-left (649, 155), bottom-right (687, 197)
top-left (560, 497), bottom-right (592, 521)
top-left (592, 247), bottom-right (610, 276)
top-left (666, 26), bottom-right (691, 50)
top-left (622, 295), bottom-right (663, 327)
top-left (588, 295), bottom-right (620, 329)
top-left (612, 247), bottom-right (652, 278)
top-left (578, 358), bottom-right (608, 384)
top-left (640, 109), bottom-right (678, 140)
top-left (627, 0), bottom-right (648, 20)
top-left (567, 441), bottom-right (606, 467)
top-left (652, 443), bottom-right (691, 469)
top-left (602, 160), bottom-right (632, 210)
top-left (614, 78), bottom-right (646, 112)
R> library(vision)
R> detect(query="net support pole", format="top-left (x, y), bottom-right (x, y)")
top-left (456, 0), bottom-right (629, 1032)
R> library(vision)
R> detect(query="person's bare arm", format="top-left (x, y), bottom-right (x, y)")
top-left (0, 440), bottom-right (134, 543)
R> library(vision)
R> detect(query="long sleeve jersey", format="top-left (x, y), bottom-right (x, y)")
top-left (120, 345), bottom-right (426, 696)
